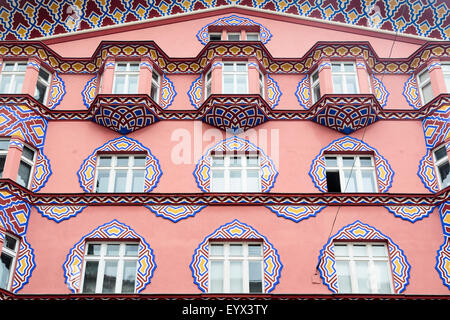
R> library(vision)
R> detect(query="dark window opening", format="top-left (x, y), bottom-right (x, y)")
top-left (326, 171), bottom-right (341, 192)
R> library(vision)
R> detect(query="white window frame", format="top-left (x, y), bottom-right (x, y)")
top-left (258, 70), bottom-right (265, 98)
top-left (0, 233), bottom-right (19, 291)
top-left (112, 62), bottom-right (140, 95)
top-left (0, 139), bottom-right (9, 179)
top-left (333, 242), bottom-right (394, 294)
top-left (34, 68), bottom-right (51, 105)
top-left (325, 154), bottom-right (378, 193)
top-left (210, 153), bottom-right (260, 192)
top-left (310, 68), bottom-right (321, 103)
top-left (432, 144), bottom-right (450, 189)
top-left (80, 241), bottom-right (139, 294)
top-left (205, 69), bottom-right (212, 99)
top-left (417, 68), bottom-right (433, 104)
top-left (222, 62), bottom-right (248, 94)
top-left (331, 62), bottom-right (359, 94)
top-left (246, 33), bottom-right (259, 41)
top-left (94, 154), bottom-right (147, 193)
top-left (0, 61), bottom-right (26, 94)
top-left (227, 33), bottom-right (241, 41)
top-left (17, 144), bottom-right (36, 189)
top-left (208, 241), bottom-right (264, 293)
top-left (150, 69), bottom-right (161, 103)
top-left (441, 62), bottom-right (450, 92)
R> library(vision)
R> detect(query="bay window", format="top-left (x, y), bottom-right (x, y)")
top-left (112, 62), bottom-right (139, 94)
top-left (222, 62), bottom-right (248, 94)
top-left (0, 61), bottom-right (26, 94)
top-left (331, 62), bottom-right (359, 94)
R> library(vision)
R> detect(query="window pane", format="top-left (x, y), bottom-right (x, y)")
top-left (116, 63), bottom-right (127, 71)
top-left (210, 261), bottom-right (224, 293)
top-left (82, 261), bottom-right (99, 293)
top-left (332, 75), bottom-right (343, 93)
top-left (419, 71), bottom-right (430, 83)
top-left (102, 261), bottom-right (118, 293)
top-left (355, 260), bottom-right (370, 293)
top-left (0, 75), bottom-right (11, 93)
top-left (331, 63), bottom-right (341, 72)
top-left (210, 244), bottom-right (223, 256)
top-left (114, 170), bottom-right (127, 192)
top-left (246, 33), bottom-right (259, 40)
top-left (0, 155), bottom-right (5, 178)
top-left (434, 146), bottom-right (447, 161)
top-left (151, 84), bottom-right (159, 101)
top-left (374, 261), bottom-right (392, 294)
top-left (229, 170), bottom-right (242, 192)
top-left (34, 82), bottom-right (48, 104)
top-left (236, 74), bottom-right (247, 93)
top-left (247, 170), bottom-right (260, 192)
top-left (247, 156), bottom-right (258, 166)
top-left (360, 157), bottom-right (373, 167)
top-left (122, 260), bottom-right (137, 293)
top-left (372, 245), bottom-right (387, 257)
top-left (129, 63), bottom-right (139, 71)
top-left (22, 146), bottom-right (34, 161)
top-left (438, 162), bottom-right (450, 187)
top-left (353, 244), bottom-right (367, 256)
top-left (38, 69), bottom-right (50, 82)
top-left (14, 75), bottom-right (24, 93)
top-left (209, 34), bottom-right (221, 41)
top-left (228, 34), bottom-right (240, 41)
top-left (212, 170), bottom-right (225, 192)
top-left (344, 63), bottom-right (355, 72)
top-left (342, 169), bottom-right (357, 192)
top-left (346, 76), bottom-right (358, 93)
top-left (421, 82), bottom-right (433, 103)
top-left (236, 64), bottom-right (247, 72)
top-left (106, 244), bottom-right (120, 256)
top-left (128, 75), bottom-right (138, 94)
top-left (113, 75), bottom-right (126, 94)
top-left (17, 161), bottom-right (32, 187)
top-left (133, 156), bottom-right (146, 167)
top-left (132, 169), bottom-right (145, 192)
top-left (125, 244), bottom-right (139, 257)
top-left (342, 157), bottom-right (355, 167)
top-left (229, 261), bottom-right (243, 293)
top-left (335, 260), bottom-right (352, 293)
top-left (116, 156), bottom-right (129, 167)
top-left (223, 74), bottom-right (234, 93)
top-left (229, 244), bottom-right (242, 256)
top-left (361, 170), bottom-right (376, 192)
top-left (325, 156), bottom-right (338, 167)
top-left (223, 63), bottom-right (234, 72)
top-left (0, 140), bottom-right (8, 150)
top-left (334, 244), bottom-right (348, 257)
top-left (212, 156), bottom-right (224, 167)
top-left (249, 261), bottom-right (262, 293)
top-left (230, 156), bottom-right (241, 167)
top-left (96, 170), bottom-right (110, 192)
top-left (98, 156), bottom-right (111, 167)
top-left (0, 253), bottom-right (13, 289)
top-left (87, 244), bottom-right (101, 256)
top-left (248, 244), bottom-right (262, 257)
top-left (3, 63), bottom-right (15, 71)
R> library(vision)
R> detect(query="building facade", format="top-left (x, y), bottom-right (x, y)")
top-left (0, 5), bottom-right (449, 301)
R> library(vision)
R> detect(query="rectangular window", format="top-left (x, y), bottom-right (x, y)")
top-left (209, 242), bottom-right (263, 293)
top-left (211, 154), bottom-right (260, 192)
top-left (258, 71), bottom-right (264, 97)
top-left (325, 155), bottom-right (377, 193)
top-left (34, 68), bottom-right (51, 105)
top-left (112, 62), bottom-right (140, 94)
top-left (17, 145), bottom-right (36, 188)
top-left (205, 70), bottom-right (212, 99)
top-left (222, 62), bottom-right (248, 94)
top-left (0, 62), bottom-right (26, 94)
top-left (150, 70), bottom-right (160, 103)
top-left (331, 62), bottom-right (359, 94)
top-left (433, 145), bottom-right (449, 189)
top-left (227, 33), bottom-right (241, 41)
top-left (334, 242), bottom-right (393, 294)
top-left (0, 139), bottom-right (9, 178)
top-left (0, 234), bottom-right (19, 290)
top-left (442, 63), bottom-right (450, 92)
top-left (81, 242), bottom-right (139, 294)
top-left (311, 69), bottom-right (321, 103)
top-left (95, 154), bottom-right (146, 193)
top-left (246, 33), bottom-right (259, 41)
top-left (209, 33), bottom-right (222, 41)
top-left (417, 69), bottom-right (433, 104)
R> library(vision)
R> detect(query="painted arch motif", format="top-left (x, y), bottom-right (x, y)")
top-left (317, 220), bottom-right (411, 294)
top-left (190, 219), bottom-right (282, 293)
top-left (62, 220), bottom-right (157, 293)
top-left (309, 136), bottom-right (394, 193)
top-left (77, 136), bottom-right (162, 193)
top-left (193, 136), bottom-right (278, 192)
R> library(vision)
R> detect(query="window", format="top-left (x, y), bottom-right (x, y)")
top-left (334, 242), bottom-right (393, 294)
top-left (112, 62), bottom-right (139, 94)
top-left (258, 71), bottom-right (264, 97)
top-left (150, 70), bottom-right (160, 103)
top-left (209, 242), bottom-right (263, 293)
top-left (209, 33), bottom-right (222, 41)
top-left (442, 63), bottom-right (450, 92)
top-left (0, 234), bottom-right (19, 290)
top-left (246, 33), bottom-right (259, 41)
top-left (0, 139), bottom-right (9, 178)
top-left (222, 62), bottom-right (248, 94)
top-left (81, 242), bottom-right (139, 294)
top-left (325, 155), bottom-right (377, 192)
top-left (205, 70), bottom-right (212, 99)
top-left (0, 62), bottom-right (26, 94)
top-left (417, 69), bottom-right (433, 104)
top-left (95, 154), bottom-right (146, 193)
top-left (433, 145), bottom-right (449, 189)
top-left (34, 68), bottom-right (51, 105)
top-left (310, 69), bottom-right (321, 103)
top-left (331, 62), bottom-right (359, 94)
top-left (211, 154), bottom-right (260, 192)
top-left (17, 145), bottom-right (36, 188)
top-left (227, 33), bottom-right (241, 41)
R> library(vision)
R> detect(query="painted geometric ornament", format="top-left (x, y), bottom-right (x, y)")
top-left (77, 136), bottom-right (162, 192)
top-left (196, 15), bottom-right (272, 45)
top-left (190, 219), bottom-right (282, 293)
top-left (63, 220), bottom-right (156, 293)
top-left (317, 220), bottom-right (411, 294)
top-left (193, 136), bottom-right (278, 192)
top-left (309, 136), bottom-right (394, 192)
